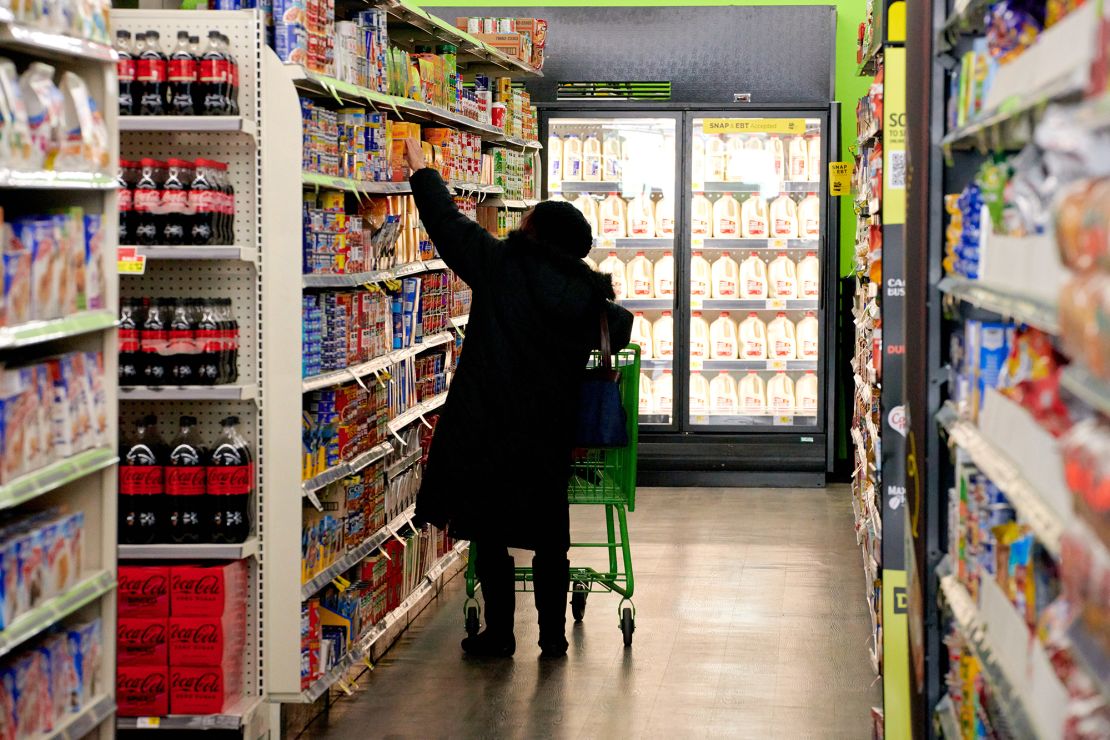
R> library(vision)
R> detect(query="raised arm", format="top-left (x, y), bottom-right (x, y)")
top-left (405, 139), bottom-right (502, 289)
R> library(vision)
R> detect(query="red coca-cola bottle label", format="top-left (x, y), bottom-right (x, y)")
top-left (133, 189), bottom-right (161, 213)
top-left (119, 187), bottom-right (133, 213)
top-left (197, 328), bottom-right (221, 353)
top-left (207, 464), bottom-right (251, 495)
top-left (168, 58), bottom-right (196, 82)
top-left (137, 58), bottom-right (166, 82)
top-left (118, 58), bottom-right (136, 82)
top-left (229, 62), bottom-right (239, 88)
top-left (199, 59), bottom-right (226, 83)
top-left (119, 327), bottom-right (140, 353)
top-left (120, 466), bottom-right (164, 495)
top-left (162, 189), bottom-right (188, 212)
top-left (167, 329), bottom-right (195, 354)
top-left (166, 467), bottom-right (206, 496)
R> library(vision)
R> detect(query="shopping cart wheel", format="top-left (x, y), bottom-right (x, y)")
top-left (620, 607), bottom-right (635, 647)
top-left (571, 584), bottom-right (588, 622)
top-left (465, 605), bottom-right (480, 637)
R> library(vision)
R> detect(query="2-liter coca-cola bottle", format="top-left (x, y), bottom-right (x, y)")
top-left (167, 31), bottom-right (197, 116)
top-left (119, 298), bottom-right (144, 384)
top-left (117, 30), bottom-right (136, 116)
top-left (141, 297), bottom-right (172, 385)
top-left (137, 31), bottom-right (167, 116)
top-left (167, 297), bottom-right (198, 384)
top-left (207, 416), bottom-right (251, 543)
top-left (133, 159), bottom-right (163, 246)
top-left (161, 159), bottom-right (191, 246)
top-left (120, 415), bottom-right (168, 544)
top-left (167, 416), bottom-right (208, 544)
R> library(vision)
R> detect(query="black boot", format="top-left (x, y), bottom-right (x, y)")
top-left (533, 550), bottom-right (570, 658)
top-left (461, 630), bottom-right (516, 657)
top-left (464, 542), bottom-right (516, 657)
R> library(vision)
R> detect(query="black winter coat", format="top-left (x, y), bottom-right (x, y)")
top-left (409, 169), bottom-right (633, 550)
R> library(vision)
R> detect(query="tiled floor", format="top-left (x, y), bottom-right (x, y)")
top-left (299, 486), bottom-right (880, 739)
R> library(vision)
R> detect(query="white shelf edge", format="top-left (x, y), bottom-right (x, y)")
top-left (302, 331), bottom-right (455, 393)
top-left (302, 441), bottom-right (393, 494)
top-left (388, 392), bottom-right (447, 434)
top-left (121, 245), bottom-right (257, 263)
top-left (0, 310), bottom-right (117, 349)
top-left (1059, 363), bottom-right (1110, 418)
top-left (116, 694), bottom-right (264, 731)
top-left (0, 169), bottom-right (115, 189)
top-left (119, 384), bottom-right (257, 402)
top-left (0, 12), bottom-right (115, 62)
top-left (300, 503), bottom-right (417, 599)
top-left (938, 275), bottom-right (1059, 335)
top-left (302, 258), bottom-right (450, 288)
top-left (118, 536), bottom-right (259, 561)
top-left (0, 570), bottom-right (115, 659)
top-left (0, 447), bottom-right (117, 512)
top-left (52, 693), bottom-right (116, 740)
top-left (119, 115), bottom-right (257, 137)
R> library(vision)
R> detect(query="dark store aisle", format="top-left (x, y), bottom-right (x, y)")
top-left (299, 486), bottom-right (879, 739)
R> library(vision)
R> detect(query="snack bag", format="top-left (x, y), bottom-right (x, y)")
top-left (19, 63), bottom-right (64, 171)
top-left (59, 72), bottom-right (108, 173)
top-left (0, 60), bottom-right (31, 169)
top-left (82, 214), bottom-right (103, 310)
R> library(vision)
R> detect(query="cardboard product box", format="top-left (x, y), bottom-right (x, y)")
top-left (117, 665), bottom-right (168, 717)
top-left (118, 566), bottom-right (171, 618)
top-left (169, 665), bottom-right (243, 715)
top-left (168, 610), bottom-right (247, 667)
top-left (170, 561), bottom-right (249, 618)
top-left (118, 618), bottom-right (169, 666)
top-left (474, 33), bottom-right (526, 62)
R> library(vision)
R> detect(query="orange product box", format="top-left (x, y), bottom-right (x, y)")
top-left (513, 18), bottom-right (548, 47)
top-left (422, 128), bottom-right (453, 146)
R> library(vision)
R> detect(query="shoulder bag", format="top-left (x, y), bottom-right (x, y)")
top-left (574, 308), bottom-right (629, 448)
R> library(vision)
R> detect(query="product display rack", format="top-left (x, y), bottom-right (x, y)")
top-left (0, 12), bottom-right (121, 737)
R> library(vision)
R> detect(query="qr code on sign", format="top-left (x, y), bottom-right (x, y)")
top-left (888, 150), bottom-right (906, 190)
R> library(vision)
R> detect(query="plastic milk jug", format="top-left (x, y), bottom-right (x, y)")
top-left (583, 134), bottom-right (602, 182)
top-left (768, 372), bottom-right (796, 413)
top-left (655, 195), bottom-right (675, 236)
top-left (562, 135), bottom-right (582, 182)
top-left (739, 252), bottom-right (768, 299)
top-left (630, 312), bottom-right (653, 358)
top-left (598, 252), bottom-right (627, 300)
top-left (799, 193), bottom-right (820, 239)
top-left (638, 372), bottom-right (653, 414)
top-left (583, 255), bottom-right (597, 270)
top-left (628, 193), bottom-right (655, 238)
top-left (710, 372), bottom-right (738, 413)
top-left (725, 135), bottom-right (749, 181)
top-left (626, 252), bottom-right (654, 298)
top-left (600, 193), bottom-right (627, 238)
top-left (713, 194), bottom-right (742, 238)
top-left (548, 135), bottom-right (562, 189)
top-left (738, 372), bottom-right (766, 413)
top-left (712, 252), bottom-right (740, 299)
top-left (603, 133), bottom-right (622, 181)
top-left (770, 137), bottom-right (785, 180)
top-left (768, 253), bottom-right (798, 299)
top-left (798, 252), bottom-right (820, 298)
top-left (691, 194), bottom-right (712, 237)
top-left (652, 311), bottom-right (674, 358)
top-left (573, 194), bottom-right (599, 236)
top-left (653, 370), bottom-right (673, 413)
top-left (796, 371), bottom-right (819, 413)
top-left (692, 136), bottom-right (706, 183)
top-left (739, 312), bottom-right (767, 359)
top-left (690, 252), bottom-right (711, 298)
top-left (741, 196), bottom-right (769, 238)
top-left (710, 311), bottom-right (738, 360)
top-left (654, 252), bottom-right (675, 298)
top-left (689, 373), bottom-right (709, 412)
top-left (787, 135), bottom-right (808, 181)
top-left (807, 136), bottom-right (821, 184)
top-left (705, 136), bottom-right (727, 181)
top-left (770, 195), bottom-right (799, 239)
top-left (797, 312), bottom-right (819, 360)
top-left (768, 312), bottom-right (797, 359)
top-left (689, 311), bottom-right (709, 360)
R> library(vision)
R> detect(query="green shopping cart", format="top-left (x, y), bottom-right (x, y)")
top-left (463, 346), bottom-right (641, 646)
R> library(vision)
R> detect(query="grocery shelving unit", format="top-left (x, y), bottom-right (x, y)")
top-left (0, 10), bottom-right (120, 737)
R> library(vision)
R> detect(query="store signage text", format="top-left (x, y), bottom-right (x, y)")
top-left (702, 118), bottom-right (805, 134)
top-left (886, 278), bottom-right (905, 297)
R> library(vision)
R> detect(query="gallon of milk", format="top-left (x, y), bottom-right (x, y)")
top-left (654, 252), bottom-right (675, 298)
top-left (768, 312), bottom-right (797, 359)
top-left (653, 370), bottom-right (673, 413)
top-left (630, 312), bottom-right (653, 358)
top-left (705, 136), bottom-right (727, 182)
top-left (628, 193), bottom-right (655, 238)
top-left (690, 252), bottom-right (711, 298)
top-left (573, 194), bottom-right (600, 236)
top-left (798, 251), bottom-right (820, 298)
top-left (768, 253), bottom-right (798, 299)
top-left (548, 135), bottom-right (562, 190)
top-left (787, 135), bottom-right (808, 181)
top-left (692, 137), bottom-right (706, 183)
top-left (600, 193), bottom-right (627, 238)
top-left (691, 193), bottom-right (712, 237)
top-left (796, 371), bottom-right (819, 413)
top-left (653, 311), bottom-right (674, 358)
top-left (739, 252), bottom-right (768, 299)
top-left (767, 372), bottom-right (796, 414)
top-left (626, 252), bottom-right (654, 298)
top-left (583, 134), bottom-right (602, 182)
top-left (725, 135), bottom-right (749, 182)
top-left (710, 311), bottom-right (738, 360)
top-left (655, 195), bottom-right (675, 236)
top-left (712, 252), bottom-right (740, 299)
top-left (690, 372), bottom-right (710, 412)
top-left (741, 196), bottom-right (769, 238)
top-left (603, 133), bottom-right (622, 181)
top-left (710, 372), bottom-right (738, 414)
top-left (797, 311), bottom-right (819, 360)
top-left (638, 372), bottom-right (653, 413)
top-left (738, 372), bottom-right (766, 413)
top-left (807, 136), bottom-right (821, 183)
top-left (770, 137), bottom-right (785, 180)
top-left (689, 311), bottom-right (709, 360)
top-left (739, 312), bottom-right (767, 359)
top-left (770, 195), bottom-right (799, 239)
top-left (713, 194), bottom-right (742, 238)
top-left (562, 135), bottom-right (582, 182)
top-left (598, 252), bottom-right (627, 300)
top-left (799, 192), bottom-right (820, 239)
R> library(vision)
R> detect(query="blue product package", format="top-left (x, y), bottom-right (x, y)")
top-left (974, 320), bottom-right (1013, 408)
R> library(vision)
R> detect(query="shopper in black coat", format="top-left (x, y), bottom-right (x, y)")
top-left (404, 140), bottom-right (633, 658)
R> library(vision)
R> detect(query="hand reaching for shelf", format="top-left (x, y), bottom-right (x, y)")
top-left (405, 138), bottom-right (427, 174)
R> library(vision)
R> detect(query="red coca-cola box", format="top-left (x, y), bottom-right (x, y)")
top-left (118, 566), bottom-right (171, 618)
top-left (169, 665), bottom-right (243, 715)
top-left (117, 664), bottom-right (168, 717)
top-left (168, 612), bottom-right (246, 667)
top-left (170, 561), bottom-right (248, 617)
top-left (118, 618), bottom-right (168, 666)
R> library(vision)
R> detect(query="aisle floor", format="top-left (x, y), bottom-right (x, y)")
top-left (299, 486), bottom-right (880, 739)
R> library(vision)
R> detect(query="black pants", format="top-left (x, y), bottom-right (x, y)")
top-left (474, 540), bottom-right (570, 642)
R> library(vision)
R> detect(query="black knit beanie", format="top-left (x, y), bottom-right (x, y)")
top-left (526, 200), bottom-right (594, 259)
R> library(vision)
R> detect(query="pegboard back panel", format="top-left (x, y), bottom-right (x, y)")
top-left (120, 135), bottom-right (260, 250)
top-left (121, 260), bottom-right (259, 386)
top-left (110, 9), bottom-right (261, 122)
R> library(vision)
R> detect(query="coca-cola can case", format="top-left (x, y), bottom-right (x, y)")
top-left (170, 665), bottom-right (242, 715)
top-left (118, 565), bottom-right (170, 618)
top-left (117, 665), bottom-right (168, 717)
top-left (170, 561), bottom-right (247, 617)
top-left (118, 618), bottom-right (168, 666)
top-left (168, 612), bottom-right (246, 667)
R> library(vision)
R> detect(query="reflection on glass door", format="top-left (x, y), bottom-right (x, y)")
top-left (548, 116), bottom-right (677, 427)
top-left (688, 116), bottom-right (823, 428)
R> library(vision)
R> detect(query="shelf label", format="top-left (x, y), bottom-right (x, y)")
top-left (691, 296), bottom-right (703, 310)
top-left (767, 299), bottom-right (787, 310)
top-left (597, 236), bottom-right (615, 249)
top-left (136, 718), bottom-right (161, 729)
top-left (766, 360), bottom-right (787, 371)
top-left (829, 161), bottom-right (853, 196)
top-left (702, 118), bottom-right (805, 135)
top-left (691, 237), bottom-right (704, 249)
top-left (117, 247), bottom-right (147, 275)
top-left (691, 181), bottom-right (704, 192)
top-left (769, 238), bottom-right (788, 250)
top-left (690, 358), bottom-right (703, 371)
top-left (773, 415), bottom-right (794, 426)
